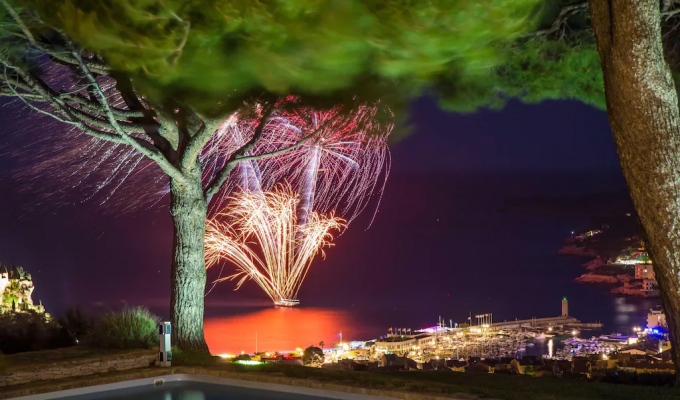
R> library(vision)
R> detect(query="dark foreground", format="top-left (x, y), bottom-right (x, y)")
top-left (3, 352), bottom-right (680, 400)
top-left (171, 353), bottom-right (680, 400)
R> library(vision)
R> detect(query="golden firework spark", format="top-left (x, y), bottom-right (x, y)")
top-left (205, 184), bottom-right (345, 305)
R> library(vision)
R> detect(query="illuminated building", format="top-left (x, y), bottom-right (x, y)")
top-left (375, 333), bottom-right (435, 353)
top-left (642, 279), bottom-right (659, 296)
top-left (634, 264), bottom-right (655, 280)
top-left (647, 306), bottom-right (667, 329)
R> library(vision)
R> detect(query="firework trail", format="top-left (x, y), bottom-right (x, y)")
top-left (206, 104), bottom-right (393, 226)
top-left (12, 59), bottom-right (392, 223)
top-left (205, 184), bottom-right (344, 305)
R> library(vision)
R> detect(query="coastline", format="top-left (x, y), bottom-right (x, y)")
top-left (558, 233), bottom-right (659, 298)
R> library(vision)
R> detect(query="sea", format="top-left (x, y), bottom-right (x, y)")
top-left (199, 172), bottom-right (661, 355)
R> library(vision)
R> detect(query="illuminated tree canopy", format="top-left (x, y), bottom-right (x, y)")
top-left (23, 0), bottom-right (542, 114)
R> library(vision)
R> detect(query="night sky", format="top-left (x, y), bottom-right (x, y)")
top-left (0, 96), bottom-right (627, 328)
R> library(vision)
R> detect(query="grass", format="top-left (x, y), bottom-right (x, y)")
top-left (171, 348), bottom-right (220, 367)
top-left (170, 360), bottom-right (680, 400)
top-left (3, 347), bottom-right (154, 369)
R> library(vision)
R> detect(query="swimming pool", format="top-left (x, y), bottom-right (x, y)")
top-left (14, 374), bottom-right (391, 400)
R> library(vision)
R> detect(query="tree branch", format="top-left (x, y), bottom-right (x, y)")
top-left (0, 0), bottom-right (36, 45)
top-left (203, 106), bottom-right (274, 201)
top-left (65, 105), bottom-right (154, 133)
top-left (531, 2), bottom-right (589, 37)
top-left (111, 71), bottom-right (173, 156)
top-left (62, 92), bottom-right (144, 118)
top-left (203, 108), bottom-right (343, 203)
top-left (182, 113), bottom-right (230, 166)
top-left (68, 48), bottom-right (184, 182)
top-left (531, 1), bottom-right (680, 38)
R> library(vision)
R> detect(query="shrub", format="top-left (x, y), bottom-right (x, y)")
top-left (58, 308), bottom-right (94, 344)
top-left (0, 311), bottom-right (64, 354)
top-left (87, 307), bottom-right (160, 350)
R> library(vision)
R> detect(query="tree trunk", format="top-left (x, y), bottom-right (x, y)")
top-left (169, 168), bottom-right (209, 352)
top-left (589, 0), bottom-right (680, 380)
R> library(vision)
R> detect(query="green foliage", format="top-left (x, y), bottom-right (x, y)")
top-left (86, 306), bottom-right (160, 350)
top-left (435, 32), bottom-right (605, 112)
top-left (24, 0), bottom-right (541, 113)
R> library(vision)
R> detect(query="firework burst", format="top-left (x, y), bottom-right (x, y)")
top-left (205, 184), bottom-right (345, 305)
top-left (206, 103), bottom-right (393, 225)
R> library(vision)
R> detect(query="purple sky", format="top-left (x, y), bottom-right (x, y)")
top-left (0, 96), bottom-right (623, 321)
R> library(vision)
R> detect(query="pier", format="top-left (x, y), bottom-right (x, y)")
top-left (491, 316), bottom-right (602, 330)
top-left (489, 297), bottom-right (602, 330)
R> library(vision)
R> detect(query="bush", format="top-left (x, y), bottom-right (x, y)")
top-left (0, 311), bottom-right (66, 354)
top-left (58, 308), bottom-right (94, 344)
top-left (87, 307), bottom-right (160, 350)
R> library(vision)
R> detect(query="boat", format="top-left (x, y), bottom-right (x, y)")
top-left (274, 299), bottom-right (300, 307)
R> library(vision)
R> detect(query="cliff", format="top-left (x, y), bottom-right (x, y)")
top-left (0, 266), bottom-right (44, 314)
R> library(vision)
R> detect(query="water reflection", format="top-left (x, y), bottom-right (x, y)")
top-left (611, 297), bottom-right (658, 333)
top-left (548, 339), bottom-right (553, 358)
top-left (205, 307), bottom-right (357, 354)
top-left (163, 392), bottom-right (204, 400)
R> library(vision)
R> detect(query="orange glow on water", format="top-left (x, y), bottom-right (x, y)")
top-left (205, 307), bottom-right (355, 354)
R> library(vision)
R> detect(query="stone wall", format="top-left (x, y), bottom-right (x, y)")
top-left (0, 350), bottom-right (156, 387)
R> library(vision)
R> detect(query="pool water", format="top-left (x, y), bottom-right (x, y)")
top-left (70, 382), bottom-right (333, 400)
top-left (23, 375), bottom-right (387, 400)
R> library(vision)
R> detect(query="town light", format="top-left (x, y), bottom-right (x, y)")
top-left (571, 330), bottom-right (577, 336)
top-left (235, 360), bottom-right (264, 366)
top-left (548, 327), bottom-right (553, 332)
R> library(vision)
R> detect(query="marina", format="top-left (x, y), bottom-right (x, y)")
top-left (322, 297), bottom-right (615, 365)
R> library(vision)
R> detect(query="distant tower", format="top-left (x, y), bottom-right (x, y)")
top-left (562, 297), bottom-right (569, 317)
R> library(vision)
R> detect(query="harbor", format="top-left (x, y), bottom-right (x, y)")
top-left (315, 297), bottom-right (672, 368)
